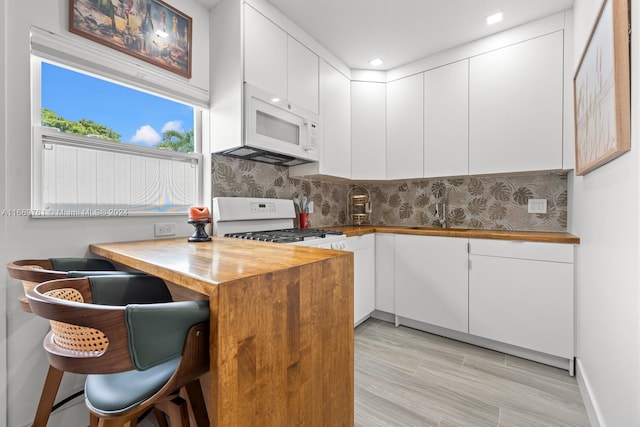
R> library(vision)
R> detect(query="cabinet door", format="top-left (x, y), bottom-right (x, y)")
top-left (351, 81), bottom-right (386, 180)
top-left (469, 254), bottom-right (573, 358)
top-left (349, 235), bottom-right (375, 326)
top-left (395, 235), bottom-right (468, 333)
top-left (287, 36), bottom-right (319, 114)
top-left (243, 4), bottom-right (287, 98)
top-left (374, 233), bottom-right (395, 314)
top-left (424, 60), bottom-right (469, 178)
top-left (469, 31), bottom-right (563, 175)
top-left (386, 74), bottom-right (423, 179)
top-left (319, 61), bottom-right (350, 178)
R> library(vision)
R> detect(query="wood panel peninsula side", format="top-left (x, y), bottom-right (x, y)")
top-left (90, 237), bottom-right (354, 426)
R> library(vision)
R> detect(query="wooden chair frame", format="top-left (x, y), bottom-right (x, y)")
top-left (6, 258), bottom-right (115, 426)
top-left (26, 277), bottom-right (210, 427)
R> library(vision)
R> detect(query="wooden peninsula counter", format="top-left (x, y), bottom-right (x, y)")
top-left (90, 237), bottom-right (354, 426)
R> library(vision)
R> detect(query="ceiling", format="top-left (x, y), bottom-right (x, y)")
top-left (195, 0), bottom-right (575, 70)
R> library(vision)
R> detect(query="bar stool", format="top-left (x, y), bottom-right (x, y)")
top-left (26, 275), bottom-right (209, 427)
top-left (6, 258), bottom-right (120, 427)
top-left (7, 258), bottom-right (118, 312)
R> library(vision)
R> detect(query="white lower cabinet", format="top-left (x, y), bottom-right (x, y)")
top-left (374, 233), bottom-right (395, 314)
top-left (395, 235), bottom-right (469, 333)
top-left (468, 239), bottom-right (574, 359)
top-left (366, 232), bottom-right (575, 370)
top-left (348, 234), bottom-right (375, 326)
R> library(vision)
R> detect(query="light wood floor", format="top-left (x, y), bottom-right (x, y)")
top-left (141, 317), bottom-right (590, 426)
top-left (355, 318), bottom-right (590, 427)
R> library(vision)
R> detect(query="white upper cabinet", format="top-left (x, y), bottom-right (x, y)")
top-left (386, 74), bottom-right (424, 180)
top-left (318, 61), bottom-right (351, 177)
top-left (243, 4), bottom-right (287, 99)
top-left (287, 36), bottom-right (319, 114)
top-left (469, 31), bottom-right (564, 175)
top-left (424, 60), bottom-right (469, 178)
top-left (290, 60), bottom-right (350, 178)
top-left (351, 81), bottom-right (386, 180)
top-left (243, 4), bottom-right (319, 113)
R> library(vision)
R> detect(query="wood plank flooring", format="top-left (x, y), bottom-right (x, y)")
top-left (141, 317), bottom-right (590, 426)
top-left (355, 318), bottom-right (590, 427)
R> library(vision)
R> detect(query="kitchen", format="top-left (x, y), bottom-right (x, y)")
top-left (1, 0), bottom-right (638, 426)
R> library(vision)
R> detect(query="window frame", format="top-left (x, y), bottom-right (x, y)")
top-left (30, 54), bottom-right (206, 218)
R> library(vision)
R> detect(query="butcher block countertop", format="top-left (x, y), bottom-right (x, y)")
top-left (326, 225), bottom-right (580, 244)
top-left (90, 237), bottom-right (354, 426)
top-left (90, 236), bottom-right (351, 296)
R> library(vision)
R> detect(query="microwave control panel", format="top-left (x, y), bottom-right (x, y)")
top-left (306, 122), bottom-right (318, 152)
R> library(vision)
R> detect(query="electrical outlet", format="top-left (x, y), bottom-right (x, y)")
top-left (154, 222), bottom-right (176, 237)
top-left (527, 199), bottom-right (547, 214)
top-left (307, 201), bottom-right (314, 213)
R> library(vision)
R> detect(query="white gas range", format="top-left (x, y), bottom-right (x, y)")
top-left (211, 197), bottom-right (347, 250)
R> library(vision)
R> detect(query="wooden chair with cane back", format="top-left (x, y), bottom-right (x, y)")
top-left (26, 275), bottom-right (210, 427)
top-left (6, 257), bottom-right (118, 312)
top-left (6, 257), bottom-right (130, 427)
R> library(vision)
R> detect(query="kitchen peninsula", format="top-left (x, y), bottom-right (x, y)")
top-left (90, 237), bottom-right (354, 426)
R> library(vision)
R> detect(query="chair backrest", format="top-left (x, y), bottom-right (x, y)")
top-left (6, 257), bottom-right (117, 294)
top-left (26, 276), bottom-right (209, 379)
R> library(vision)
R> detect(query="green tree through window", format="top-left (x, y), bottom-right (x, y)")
top-left (41, 108), bottom-right (121, 141)
top-left (41, 61), bottom-right (195, 152)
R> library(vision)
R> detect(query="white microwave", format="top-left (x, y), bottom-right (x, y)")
top-left (220, 83), bottom-right (319, 166)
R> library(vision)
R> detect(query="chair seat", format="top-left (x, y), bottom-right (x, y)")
top-left (85, 357), bottom-right (181, 415)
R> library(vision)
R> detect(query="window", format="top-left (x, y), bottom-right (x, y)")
top-left (31, 59), bottom-right (203, 217)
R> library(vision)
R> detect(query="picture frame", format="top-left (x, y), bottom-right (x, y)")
top-left (573, 0), bottom-right (630, 176)
top-left (69, 0), bottom-right (192, 79)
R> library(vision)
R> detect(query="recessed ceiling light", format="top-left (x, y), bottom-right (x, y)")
top-left (486, 11), bottom-right (503, 26)
top-left (369, 58), bottom-right (384, 67)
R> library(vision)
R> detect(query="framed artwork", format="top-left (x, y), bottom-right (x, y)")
top-left (69, 0), bottom-right (192, 78)
top-left (573, 0), bottom-right (630, 176)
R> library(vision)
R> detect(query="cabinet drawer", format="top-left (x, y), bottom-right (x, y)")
top-left (469, 239), bottom-right (573, 263)
top-left (346, 233), bottom-right (374, 251)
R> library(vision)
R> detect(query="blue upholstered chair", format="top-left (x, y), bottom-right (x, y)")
top-left (6, 258), bottom-right (133, 427)
top-left (26, 275), bottom-right (210, 427)
top-left (6, 257), bottom-right (118, 312)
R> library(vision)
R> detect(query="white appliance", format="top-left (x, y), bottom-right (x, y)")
top-left (218, 84), bottom-right (319, 166)
top-left (212, 197), bottom-right (346, 249)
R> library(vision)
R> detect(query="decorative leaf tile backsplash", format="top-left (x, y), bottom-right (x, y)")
top-left (212, 155), bottom-right (567, 231)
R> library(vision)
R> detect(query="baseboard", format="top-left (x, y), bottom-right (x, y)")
top-left (370, 310), bottom-right (394, 323)
top-left (395, 316), bottom-right (573, 373)
top-left (575, 358), bottom-right (602, 427)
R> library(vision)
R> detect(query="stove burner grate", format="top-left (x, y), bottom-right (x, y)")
top-left (225, 228), bottom-right (343, 244)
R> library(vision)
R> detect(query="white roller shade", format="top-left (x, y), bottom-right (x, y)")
top-left (30, 26), bottom-right (209, 108)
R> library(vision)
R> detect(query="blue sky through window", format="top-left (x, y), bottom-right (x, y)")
top-left (41, 62), bottom-right (194, 149)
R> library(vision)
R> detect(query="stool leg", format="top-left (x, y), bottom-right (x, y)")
top-left (152, 408), bottom-right (169, 427)
top-left (32, 364), bottom-right (64, 427)
top-left (155, 397), bottom-right (189, 427)
top-left (183, 380), bottom-right (209, 427)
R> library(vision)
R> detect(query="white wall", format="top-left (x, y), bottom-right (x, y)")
top-left (571, 0), bottom-right (640, 426)
top-left (2, 1), bottom-right (210, 426)
top-left (0, 0), bottom-right (8, 425)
